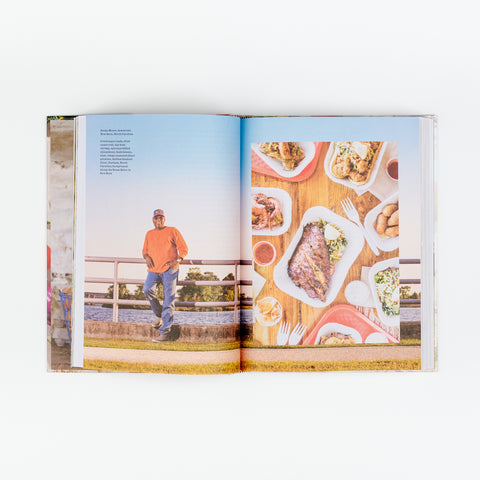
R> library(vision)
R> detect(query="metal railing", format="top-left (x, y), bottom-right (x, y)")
top-left (85, 256), bottom-right (252, 322)
top-left (84, 257), bottom-right (421, 322)
top-left (399, 259), bottom-right (421, 307)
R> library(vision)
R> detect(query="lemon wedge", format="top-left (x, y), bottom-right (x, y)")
top-left (324, 224), bottom-right (341, 240)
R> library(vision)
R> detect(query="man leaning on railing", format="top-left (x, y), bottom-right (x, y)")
top-left (142, 209), bottom-right (188, 342)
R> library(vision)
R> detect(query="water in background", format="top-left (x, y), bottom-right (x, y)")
top-left (85, 305), bottom-right (419, 325)
top-left (400, 307), bottom-right (421, 322)
top-left (85, 305), bottom-right (253, 324)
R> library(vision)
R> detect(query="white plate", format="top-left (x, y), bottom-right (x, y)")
top-left (253, 297), bottom-right (283, 327)
top-left (251, 142), bottom-right (316, 178)
top-left (368, 257), bottom-right (400, 327)
top-left (251, 187), bottom-right (292, 236)
top-left (365, 332), bottom-right (389, 344)
top-left (364, 192), bottom-right (399, 252)
top-left (315, 322), bottom-right (362, 345)
top-left (324, 142), bottom-right (388, 194)
top-left (273, 206), bottom-right (364, 308)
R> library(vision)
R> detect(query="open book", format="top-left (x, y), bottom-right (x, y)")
top-left (47, 115), bottom-right (436, 374)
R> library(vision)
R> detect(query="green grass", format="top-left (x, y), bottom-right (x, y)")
top-left (242, 358), bottom-right (421, 372)
top-left (83, 358), bottom-right (420, 374)
top-left (85, 337), bottom-right (420, 352)
top-left (84, 337), bottom-right (240, 352)
top-left (398, 338), bottom-right (422, 346)
top-left (84, 359), bottom-right (240, 375)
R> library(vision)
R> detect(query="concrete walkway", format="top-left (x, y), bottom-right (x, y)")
top-left (84, 347), bottom-right (240, 365)
top-left (242, 345), bottom-right (421, 362)
top-left (84, 345), bottom-right (420, 365)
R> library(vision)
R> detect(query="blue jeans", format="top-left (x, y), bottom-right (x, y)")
top-left (143, 268), bottom-right (179, 334)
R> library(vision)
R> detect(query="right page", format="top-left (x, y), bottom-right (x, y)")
top-left (240, 116), bottom-right (434, 372)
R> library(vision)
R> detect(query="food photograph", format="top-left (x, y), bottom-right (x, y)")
top-left (251, 141), bottom-right (317, 178)
top-left (250, 140), bottom-right (405, 349)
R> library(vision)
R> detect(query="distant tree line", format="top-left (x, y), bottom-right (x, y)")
top-left (103, 267), bottom-right (245, 311)
top-left (400, 286), bottom-right (421, 299)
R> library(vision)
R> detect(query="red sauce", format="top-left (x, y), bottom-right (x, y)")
top-left (387, 159), bottom-right (398, 180)
top-left (254, 242), bottom-right (275, 265)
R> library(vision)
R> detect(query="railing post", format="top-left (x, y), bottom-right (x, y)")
top-left (113, 260), bottom-right (119, 322)
top-left (234, 262), bottom-right (238, 323)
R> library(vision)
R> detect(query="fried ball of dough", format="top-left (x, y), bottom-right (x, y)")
top-left (385, 226), bottom-right (399, 237)
top-left (382, 203), bottom-right (398, 217)
top-left (387, 210), bottom-right (399, 226)
top-left (376, 214), bottom-right (388, 235)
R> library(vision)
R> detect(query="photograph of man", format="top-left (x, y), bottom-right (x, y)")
top-left (142, 209), bottom-right (188, 342)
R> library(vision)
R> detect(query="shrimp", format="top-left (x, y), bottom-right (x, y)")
top-left (253, 193), bottom-right (269, 207)
top-left (252, 207), bottom-right (268, 229)
top-left (252, 194), bottom-right (283, 230)
top-left (350, 171), bottom-right (367, 183)
top-left (356, 160), bottom-right (369, 174)
top-left (252, 194), bottom-right (267, 229)
top-left (332, 160), bottom-right (351, 178)
top-left (268, 197), bottom-right (282, 218)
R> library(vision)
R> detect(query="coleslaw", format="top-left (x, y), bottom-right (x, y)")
top-left (374, 267), bottom-right (400, 316)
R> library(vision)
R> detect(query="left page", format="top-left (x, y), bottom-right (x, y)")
top-left (73, 114), bottom-right (241, 374)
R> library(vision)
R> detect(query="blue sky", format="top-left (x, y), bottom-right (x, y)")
top-left (241, 116), bottom-right (421, 261)
top-left (240, 116), bottom-right (422, 285)
top-left (85, 115), bottom-right (240, 287)
top-left (83, 115), bottom-right (422, 290)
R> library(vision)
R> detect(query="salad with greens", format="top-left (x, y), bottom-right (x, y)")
top-left (316, 219), bottom-right (348, 263)
top-left (374, 267), bottom-right (400, 316)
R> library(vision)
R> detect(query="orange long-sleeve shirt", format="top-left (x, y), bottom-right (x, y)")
top-left (142, 227), bottom-right (188, 273)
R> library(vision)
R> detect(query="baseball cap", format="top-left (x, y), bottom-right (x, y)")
top-left (152, 209), bottom-right (165, 218)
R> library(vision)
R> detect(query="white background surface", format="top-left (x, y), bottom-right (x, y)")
top-left (0, 1), bottom-right (478, 479)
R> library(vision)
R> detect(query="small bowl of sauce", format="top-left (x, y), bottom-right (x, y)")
top-left (386, 157), bottom-right (398, 181)
top-left (253, 241), bottom-right (276, 267)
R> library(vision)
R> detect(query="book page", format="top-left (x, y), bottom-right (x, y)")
top-left (73, 114), bottom-right (241, 374)
top-left (240, 116), bottom-right (428, 372)
top-left (47, 118), bottom-right (76, 370)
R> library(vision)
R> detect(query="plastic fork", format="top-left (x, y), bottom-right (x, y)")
top-left (288, 322), bottom-right (307, 345)
top-left (276, 321), bottom-right (291, 346)
top-left (341, 197), bottom-right (380, 256)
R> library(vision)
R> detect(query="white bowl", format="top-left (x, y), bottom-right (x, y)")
top-left (345, 280), bottom-right (371, 306)
top-left (253, 241), bottom-right (276, 267)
